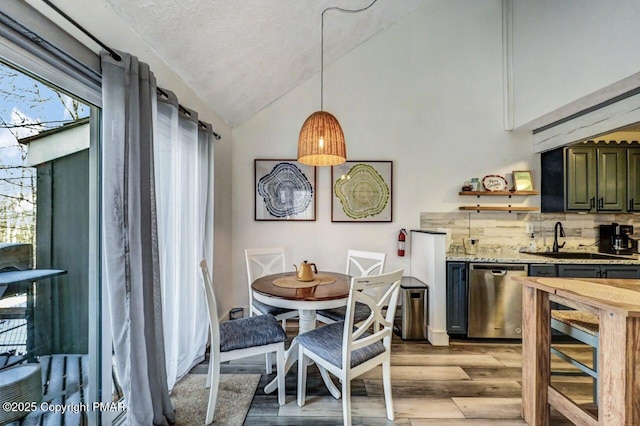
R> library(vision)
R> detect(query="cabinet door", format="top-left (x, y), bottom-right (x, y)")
top-left (601, 265), bottom-right (640, 278)
top-left (628, 148), bottom-right (640, 211)
top-left (566, 147), bottom-right (596, 211)
top-left (557, 264), bottom-right (600, 278)
top-left (596, 147), bottom-right (626, 211)
top-left (541, 148), bottom-right (565, 213)
top-left (446, 262), bottom-right (467, 334)
top-left (529, 264), bottom-right (556, 277)
top-left (529, 263), bottom-right (565, 336)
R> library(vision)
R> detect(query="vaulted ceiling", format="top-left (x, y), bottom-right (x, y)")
top-left (103, 0), bottom-right (427, 127)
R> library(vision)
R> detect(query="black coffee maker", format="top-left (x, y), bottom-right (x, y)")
top-left (599, 223), bottom-right (637, 255)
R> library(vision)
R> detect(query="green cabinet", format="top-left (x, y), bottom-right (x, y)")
top-left (566, 146), bottom-right (627, 212)
top-left (566, 147), bottom-right (597, 211)
top-left (628, 148), bottom-right (640, 211)
top-left (557, 264), bottom-right (600, 278)
top-left (528, 264), bottom-right (556, 277)
top-left (597, 147), bottom-right (627, 211)
top-left (600, 264), bottom-right (640, 278)
top-left (557, 263), bottom-right (640, 278)
top-left (446, 262), bottom-right (467, 334)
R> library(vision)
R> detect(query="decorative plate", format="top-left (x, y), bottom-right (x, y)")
top-left (482, 175), bottom-right (508, 191)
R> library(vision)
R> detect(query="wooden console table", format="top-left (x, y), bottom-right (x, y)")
top-left (514, 276), bottom-right (640, 426)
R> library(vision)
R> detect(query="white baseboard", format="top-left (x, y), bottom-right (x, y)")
top-left (428, 327), bottom-right (450, 346)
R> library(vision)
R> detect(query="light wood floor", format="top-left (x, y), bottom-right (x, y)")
top-left (193, 322), bottom-right (596, 425)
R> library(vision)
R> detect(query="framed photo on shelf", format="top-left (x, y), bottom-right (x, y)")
top-left (331, 160), bottom-right (392, 222)
top-left (254, 159), bottom-right (316, 221)
top-left (513, 170), bottom-right (533, 191)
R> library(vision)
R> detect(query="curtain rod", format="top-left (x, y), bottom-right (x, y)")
top-left (42, 0), bottom-right (222, 140)
top-left (41, 0), bottom-right (121, 61)
top-left (157, 87), bottom-right (222, 139)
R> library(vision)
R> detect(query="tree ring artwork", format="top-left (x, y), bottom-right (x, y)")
top-left (255, 160), bottom-right (316, 221)
top-left (332, 161), bottom-right (392, 222)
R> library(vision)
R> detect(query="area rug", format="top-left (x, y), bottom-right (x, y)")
top-left (171, 373), bottom-right (260, 425)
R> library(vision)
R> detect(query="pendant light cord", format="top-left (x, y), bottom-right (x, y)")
top-left (320, 0), bottom-right (379, 110)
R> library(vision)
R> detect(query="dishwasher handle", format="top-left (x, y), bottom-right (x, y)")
top-left (470, 263), bottom-right (527, 272)
top-left (490, 270), bottom-right (507, 276)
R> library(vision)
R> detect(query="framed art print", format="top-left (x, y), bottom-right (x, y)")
top-left (513, 170), bottom-right (534, 191)
top-left (255, 159), bottom-right (316, 221)
top-left (331, 160), bottom-right (392, 222)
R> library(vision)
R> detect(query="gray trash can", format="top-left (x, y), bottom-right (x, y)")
top-left (399, 276), bottom-right (428, 340)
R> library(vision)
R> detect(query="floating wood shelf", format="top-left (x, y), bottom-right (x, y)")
top-left (459, 190), bottom-right (540, 197)
top-left (458, 189), bottom-right (539, 212)
top-left (459, 206), bottom-right (538, 212)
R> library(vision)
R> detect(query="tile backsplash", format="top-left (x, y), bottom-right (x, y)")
top-left (420, 212), bottom-right (639, 253)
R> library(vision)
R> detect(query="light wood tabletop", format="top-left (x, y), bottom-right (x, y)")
top-left (515, 276), bottom-right (640, 426)
top-left (251, 271), bottom-right (350, 303)
top-left (253, 271), bottom-right (351, 398)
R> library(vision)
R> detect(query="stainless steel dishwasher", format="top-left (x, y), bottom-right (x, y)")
top-left (468, 263), bottom-right (528, 338)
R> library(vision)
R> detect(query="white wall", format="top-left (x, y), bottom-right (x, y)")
top-left (231, 0), bottom-right (535, 311)
top-left (512, 0), bottom-right (640, 129)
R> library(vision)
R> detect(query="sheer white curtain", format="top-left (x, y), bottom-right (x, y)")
top-left (155, 90), bottom-right (212, 390)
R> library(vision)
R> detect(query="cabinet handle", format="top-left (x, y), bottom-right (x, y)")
top-left (598, 197), bottom-right (604, 209)
top-left (631, 198), bottom-right (635, 211)
top-left (590, 197), bottom-right (596, 209)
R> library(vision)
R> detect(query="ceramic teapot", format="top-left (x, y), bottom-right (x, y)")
top-left (294, 260), bottom-right (317, 282)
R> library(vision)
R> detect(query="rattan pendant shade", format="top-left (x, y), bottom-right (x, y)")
top-left (297, 0), bottom-right (378, 166)
top-left (297, 111), bottom-right (346, 166)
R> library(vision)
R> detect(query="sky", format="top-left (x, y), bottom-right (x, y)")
top-left (0, 61), bottom-right (89, 166)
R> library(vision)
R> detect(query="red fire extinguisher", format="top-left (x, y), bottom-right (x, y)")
top-left (398, 228), bottom-right (408, 256)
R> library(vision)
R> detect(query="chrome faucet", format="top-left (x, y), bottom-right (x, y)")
top-left (553, 221), bottom-right (566, 252)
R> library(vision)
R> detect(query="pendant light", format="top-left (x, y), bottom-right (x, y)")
top-left (297, 0), bottom-right (378, 166)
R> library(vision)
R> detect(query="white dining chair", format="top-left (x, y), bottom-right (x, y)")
top-left (316, 249), bottom-right (386, 324)
top-left (199, 259), bottom-right (286, 425)
top-left (296, 269), bottom-right (403, 426)
top-left (245, 247), bottom-right (298, 373)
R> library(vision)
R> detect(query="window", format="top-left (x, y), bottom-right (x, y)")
top-left (0, 59), bottom-right (104, 425)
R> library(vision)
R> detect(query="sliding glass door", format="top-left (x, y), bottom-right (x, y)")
top-left (0, 59), bottom-right (106, 425)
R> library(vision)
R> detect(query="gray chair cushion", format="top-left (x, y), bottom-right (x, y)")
top-left (317, 302), bottom-right (371, 323)
top-left (219, 314), bottom-right (286, 353)
top-left (296, 322), bottom-right (384, 369)
top-left (253, 300), bottom-right (296, 317)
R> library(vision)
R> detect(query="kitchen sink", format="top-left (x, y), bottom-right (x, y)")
top-left (528, 251), bottom-right (635, 260)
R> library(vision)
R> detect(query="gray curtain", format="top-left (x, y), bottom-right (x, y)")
top-left (101, 51), bottom-right (175, 425)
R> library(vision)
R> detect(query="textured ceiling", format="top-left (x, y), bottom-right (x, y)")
top-left (103, 0), bottom-right (427, 127)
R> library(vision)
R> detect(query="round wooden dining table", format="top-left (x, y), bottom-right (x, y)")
top-left (252, 271), bottom-right (351, 398)
top-left (251, 271), bottom-right (351, 334)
